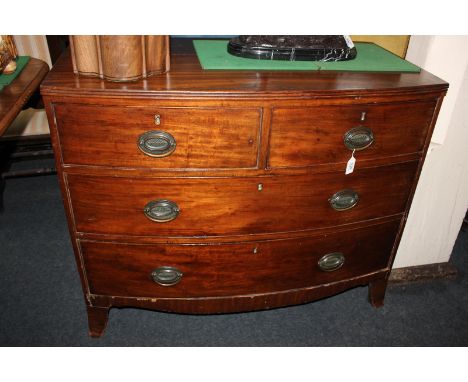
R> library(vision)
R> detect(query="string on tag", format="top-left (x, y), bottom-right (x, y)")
top-left (345, 149), bottom-right (356, 175)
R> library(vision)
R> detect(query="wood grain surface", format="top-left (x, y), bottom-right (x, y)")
top-left (81, 219), bottom-right (400, 298)
top-left (69, 36), bottom-right (99, 76)
top-left (144, 35), bottom-right (170, 75)
top-left (41, 48), bottom-right (447, 99)
top-left (54, 103), bottom-right (261, 169)
top-left (67, 161), bottom-right (418, 237)
top-left (70, 35), bottom-right (169, 81)
top-left (268, 100), bottom-right (436, 168)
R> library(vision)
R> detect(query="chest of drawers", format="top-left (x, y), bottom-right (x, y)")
top-left (41, 45), bottom-right (447, 337)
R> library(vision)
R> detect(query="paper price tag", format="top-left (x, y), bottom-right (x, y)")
top-left (345, 150), bottom-right (356, 175)
top-left (343, 35), bottom-right (355, 48)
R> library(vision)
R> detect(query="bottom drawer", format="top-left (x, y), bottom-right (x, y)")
top-left (81, 220), bottom-right (401, 298)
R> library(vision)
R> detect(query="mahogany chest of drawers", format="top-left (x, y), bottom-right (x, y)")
top-left (41, 45), bottom-right (448, 337)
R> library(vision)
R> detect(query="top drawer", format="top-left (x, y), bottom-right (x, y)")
top-left (53, 104), bottom-right (261, 169)
top-left (268, 100), bottom-right (436, 168)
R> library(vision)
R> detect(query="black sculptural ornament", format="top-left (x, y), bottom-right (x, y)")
top-left (227, 35), bottom-right (357, 61)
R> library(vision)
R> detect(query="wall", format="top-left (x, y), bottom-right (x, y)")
top-left (393, 36), bottom-right (468, 267)
top-left (13, 35), bottom-right (51, 68)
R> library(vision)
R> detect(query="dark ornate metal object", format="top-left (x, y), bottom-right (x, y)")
top-left (318, 252), bottom-right (346, 272)
top-left (329, 189), bottom-right (359, 211)
top-left (151, 266), bottom-right (183, 286)
top-left (344, 126), bottom-right (375, 150)
top-left (138, 130), bottom-right (176, 157)
top-left (227, 35), bottom-right (357, 61)
top-left (143, 199), bottom-right (180, 222)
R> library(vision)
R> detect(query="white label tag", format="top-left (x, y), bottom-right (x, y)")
top-left (343, 35), bottom-right (354, 48)
top-left (345, 150), bottom-right (356, 175)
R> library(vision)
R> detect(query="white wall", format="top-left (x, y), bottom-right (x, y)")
top-left (13, 35), bottom-right (52, 68)
top-left (393, 36), bottom-right (468, 268)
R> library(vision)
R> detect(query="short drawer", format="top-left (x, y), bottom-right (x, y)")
top-left (268, 100), bottom-right (436, 168)
top-left (81, 219), bottom-right (400, 298)
top-left (67, 161), bottom-right (418, 237)
top-left (53, 103), bottom-right (261, 169)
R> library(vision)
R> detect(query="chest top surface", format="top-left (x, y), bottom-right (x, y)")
top-left (41, 43), bottom-right (448, 100)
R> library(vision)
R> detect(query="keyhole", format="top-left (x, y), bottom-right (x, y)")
top-left (360, 112), bottom-right (367, 122)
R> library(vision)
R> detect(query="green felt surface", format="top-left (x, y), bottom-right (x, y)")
top-left (193, 41), bottom-right (420, 72)
top-left (0, 56), bottom-right (31, 91)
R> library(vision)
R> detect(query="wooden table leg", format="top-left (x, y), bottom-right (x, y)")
top-left (368, 277), bottom-right (388, 308)
top-left (87, 306), bottom-right (110, 338)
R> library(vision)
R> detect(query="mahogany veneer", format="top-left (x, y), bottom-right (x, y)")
top-left (54, 103), bottom-right (261, 168)
top-left (41, 43), bottom-right (447, 337)
top-left (67, 162), bottom-right (417, 237)
top-left (81, 220), bottom-right (400, 299)
top-left (269, 100), bottom-right (436, 168)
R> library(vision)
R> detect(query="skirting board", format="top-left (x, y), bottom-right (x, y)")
top-left (389, 262), bottom-right (457, 284)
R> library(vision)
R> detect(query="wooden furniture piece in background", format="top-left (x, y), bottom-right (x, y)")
top-left (69, 35), bottom-right (170, 82)
top-left (41, 42), bottom-right (447, 337)
top-left (0, 37), bottom-right (68, 183)
top-left (0, 57), bottom-right (50, 209)
top-left (0, 58), bottom-right (48, 136)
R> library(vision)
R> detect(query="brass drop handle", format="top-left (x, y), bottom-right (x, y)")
top-left (143, 200), bottom-right (179, 222)
top-left (343, 126), bottom-right (374, 151)
top-left (137, 130), bottom-right (176, 157)
top-left (329, 189), bottom-right (359, 211)
top-left (151, 266), bottom-right (183, 286)
top-left (318, 252), bottom-right (345, 272)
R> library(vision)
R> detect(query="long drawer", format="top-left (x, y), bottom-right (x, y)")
top-left (53, 103), bottom-right (262, 169)
top-left (81, 219), bottom-right (400, 298)
top-left (67, 161), bottom-right (418, 237)
top-left (268, 100), bottom-right (436, 168)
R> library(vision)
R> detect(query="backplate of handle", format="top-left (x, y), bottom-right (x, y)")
top-left (151, 266), bottom-right (183, 286)
top-left (329, 189), bottom-right (359, 211)
top-left (143, 199), bottom-right (179, 222)
top-left (137, 130), bottom-right (176, 157)
top-left (318, 252), bottom-right (345, 272)
top-left (343, 126), bottom-right (374, 150)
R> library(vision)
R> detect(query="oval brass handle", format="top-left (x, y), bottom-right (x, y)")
top-left (343, 126), bottom-right (374, 151)
top-left (318, 252), bottom-right (345, 272)
top-left (151, 266), bottom-right (183, 286)
top-left (137, 130), bottom-right (176, 157)
top-left (329, 189), bottom-right (359, 211)
top-left (144, 199), bottom-right (179, 222)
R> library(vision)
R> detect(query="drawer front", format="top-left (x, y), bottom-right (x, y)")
top-left (268, 100), bottom-right (436, 168)
top-left (54, 103), bottom-right (261, 169)
top-left (81, 220), bottom-right (400, 297)
top-left (68, 161), bottom-right (418, 237)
